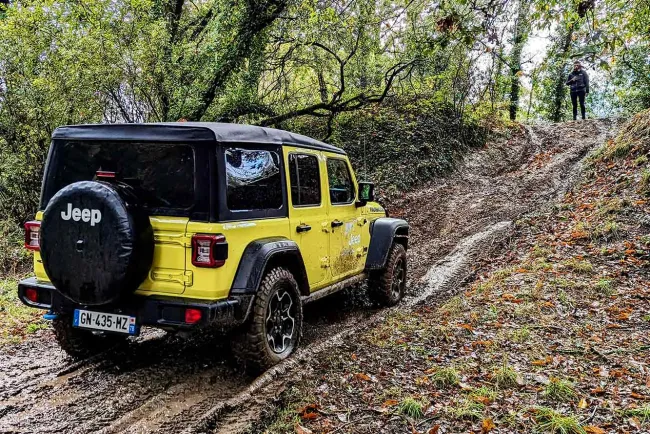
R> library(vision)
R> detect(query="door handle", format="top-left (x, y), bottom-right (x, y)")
top-left (296, 224), bottom-right (312, 233)
top-left (331, 220), bottom-right (344, 228)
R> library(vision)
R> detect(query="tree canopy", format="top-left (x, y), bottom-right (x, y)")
top-left (0, 0), bottom-right (649, 221)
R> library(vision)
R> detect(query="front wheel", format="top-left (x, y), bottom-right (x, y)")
top-left (232, 267), bottom-right (303, 373)
top-left (368, 243), bottom-right (407, 306)
top-left (52, 315), bottom-right (127, 359)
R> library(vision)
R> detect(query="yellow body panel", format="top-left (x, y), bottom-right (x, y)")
top-left (322, 153), bottom-right (367, 280)
top-left (284, 146), bottom-right (331, 291)
top-left (31, 147), bottom-right (386, 303)
top-left (180, 218), bottom-right (290, 300)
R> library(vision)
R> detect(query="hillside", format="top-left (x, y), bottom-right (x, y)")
top-left (252, 116), bottom-right (650, 433)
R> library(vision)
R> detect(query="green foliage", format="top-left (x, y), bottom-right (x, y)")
top-left (533, 407), bottom-right (586, 434)
top-left (543, 377), bottom-right (576, 402)
top-left (0, 277), bottom-right (46, 344)
top-left (493, 362), bottom-right (519, 388)
top-left (450, 398), bottom-right (485, 420)
top-left (594, 279), bottom-right (615, 296)
top-left (398, 397), bottom-right (425, 419)
top-left (468, 386), bottom-right (497, 402)
top-left (319, 99), bottom-right (486, 195)
top-left (0, 220), bottom-right (29, 276)
top-left (431, 366), bottom-right (460, 387)
top-left (621, 406), bottom-right (650, 424)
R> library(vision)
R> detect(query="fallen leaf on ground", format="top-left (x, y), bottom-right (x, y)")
top-left (298, 404), bottom-right (320, 420)
top-left (584, 426), bottom-right (605, 434)
top-left (296, 424), bottom-right (313, 434)
top-left (354, 373), bottom-right (371, 382)
top-left (532, 356), bottom-right (552, 366)
top-left (590, 387), bottom-right (606, 395)
top-left (630, 392), bottom-right (649, 400)
top-left (481, 418), bottom-right (496, 433)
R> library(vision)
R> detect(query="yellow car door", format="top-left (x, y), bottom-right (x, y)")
top-left (285, 148), bottom-right (330, 291)
top-left (325, 155), bottom-right (366, 280)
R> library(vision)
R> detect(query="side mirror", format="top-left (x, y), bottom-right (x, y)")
top-left (356, 181), bottom-right (375, 207)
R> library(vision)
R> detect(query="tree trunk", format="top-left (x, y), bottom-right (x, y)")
top-left (549, 23), bottom-right (575, 122)
top-left (508, 0), bottom-right (531, 121)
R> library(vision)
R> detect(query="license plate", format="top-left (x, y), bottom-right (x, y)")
top-left (73, 309), bottom-right (138, 335)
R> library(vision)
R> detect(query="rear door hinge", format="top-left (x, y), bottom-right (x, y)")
top-left (151, 269), bottom-right (194, 286)
top-left (153, 233), bottom-right (192, 247)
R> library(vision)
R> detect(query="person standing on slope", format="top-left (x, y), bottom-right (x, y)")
top-left (566, 61), bottom-right (589, 120)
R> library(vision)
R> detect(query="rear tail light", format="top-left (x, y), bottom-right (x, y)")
top-left (191, 234), bottom-right (228, 268)
top-left (24, 221), bottom-right (41, 251)
top-left (185, 308), bottom-right (202, 324)
top-left (25, 288), bottom-right (39, 303)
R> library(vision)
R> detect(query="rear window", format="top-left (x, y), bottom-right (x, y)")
top-left (225, 147), bottom-right (283, 211)
top-left (43, 141), bottom-right (195, 210)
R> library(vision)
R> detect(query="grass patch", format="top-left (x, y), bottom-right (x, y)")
top-left (593, 220), bottom-right (621, 240)
top-left (510, 326), bottom-right (531, 343)
top-left (621, 404), bottom-right (650, 424)
top-left (432, 367), bottom-right (460, 387)
top-left (593, 279), bottom-right (615, 296)
top-left (258, 386), bottom-right (315, 434)
top-left (468, 386), bottom-right (497, 403)
top-left (533, 407), bottom-right (586, 434)
top-left (635, 155), bottom-right (648, 166)
top-left (492, 361), bottom-right (519, 389)
top-left (398, 397), bottom-right (425, 419)
top-left (563, 258), bottom-right (594, 274)
top-left (601, 139), bottom-right (634, 161)
top-left (640, 169), bottom-right (650, 195)
top-left (439, 296), bottom-right (465, 315)
top-left (531, 245), bottom-right (552, 259)
top-left (543, 377), bottom-right (576, 402)
top-left (0, 277), bottom-right (46, 345)
top-left (450, 398), bottom-right (484, 420)
top-left (621, 405), bottom-right (650, 423)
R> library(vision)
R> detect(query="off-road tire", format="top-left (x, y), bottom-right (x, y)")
top-left (52, 315), bottom-right (126, 359)
top-left (232, 267), bottom-right (303, 373)
top-left (368, 243), bottom-right (407, 306)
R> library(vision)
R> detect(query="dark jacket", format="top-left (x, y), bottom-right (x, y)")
top-left (566, 69), bottom-right (589, 94)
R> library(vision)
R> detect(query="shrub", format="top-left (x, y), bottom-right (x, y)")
top-left (294, 98), bottom-right (488, 196)
top-left (0, 219), bottom-right (30, 276)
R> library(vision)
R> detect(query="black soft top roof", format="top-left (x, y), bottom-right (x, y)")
top-left (52, 122), bottom-right (346, 155)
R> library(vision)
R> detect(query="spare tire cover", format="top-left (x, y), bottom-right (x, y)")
top-left (40, 181), bottom-right (154, 305)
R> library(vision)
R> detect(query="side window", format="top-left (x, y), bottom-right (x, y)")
top-left (225, 147), bottom-right (283, 211)
top-left (327, 158), bottom-right (355, 204)
top-left (289, 154), bottom-right (321, 206)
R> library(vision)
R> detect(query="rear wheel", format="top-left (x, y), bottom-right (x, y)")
top-left (232, 267), bottom-right (303, 373)
top-left (368, 243), bottom-right (407, 306)
top-left (52, 315), bottom-right (127, 359)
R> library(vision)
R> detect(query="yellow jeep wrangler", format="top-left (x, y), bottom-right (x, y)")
top-left (18, 123), bottom-right (408, 371)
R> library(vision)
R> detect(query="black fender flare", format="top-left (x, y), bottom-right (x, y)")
top-left (230, 237), bottom-right (309, 297)
top-left (365, 218), bottom-right (409, 271)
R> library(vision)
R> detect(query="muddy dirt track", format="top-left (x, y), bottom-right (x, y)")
top-left (0, 119), bottom-right (621, 434)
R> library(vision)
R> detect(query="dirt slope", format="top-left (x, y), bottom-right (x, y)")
top-left (0, 119), bottom-right (620, 434)
top-left (255, 115), bottom-right (650, 434)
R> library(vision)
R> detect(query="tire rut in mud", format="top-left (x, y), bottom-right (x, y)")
top-left (0, 119), bottom-right (622, 434)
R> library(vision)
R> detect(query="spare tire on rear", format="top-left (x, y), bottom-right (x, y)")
top-left (40, 181), bottom-right (154, 306)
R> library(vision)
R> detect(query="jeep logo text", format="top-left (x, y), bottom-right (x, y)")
top-left (61, 203), bottom-right (102, 226)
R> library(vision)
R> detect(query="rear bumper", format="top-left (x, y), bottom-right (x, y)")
top-left (17, 277), bottom-right (251, 329)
